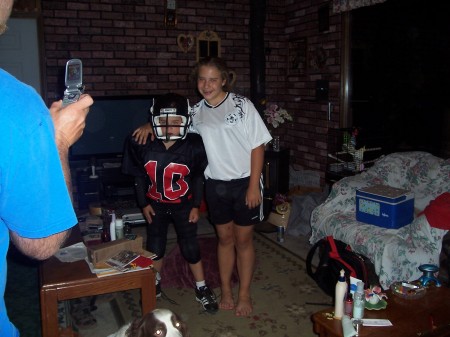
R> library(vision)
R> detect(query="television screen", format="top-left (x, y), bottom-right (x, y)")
top-left (70, 95), bottom-right (156, 160)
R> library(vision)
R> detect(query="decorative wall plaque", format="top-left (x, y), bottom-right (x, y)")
top-left (196, 30), bottom-right (221, 61)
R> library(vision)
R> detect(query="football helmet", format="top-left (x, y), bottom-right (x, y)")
top-left (150, 93), bottom-right (191, 141)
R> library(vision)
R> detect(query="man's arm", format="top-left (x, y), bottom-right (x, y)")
top-left (50, 94), bottom-right (93, 197)
top-left (10, 95), bottom-right (93, 260)
top-left (10, 231), bottom-right (70, 260)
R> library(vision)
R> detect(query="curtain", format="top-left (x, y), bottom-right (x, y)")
top-left (332, 0), bottom-right (387, 13)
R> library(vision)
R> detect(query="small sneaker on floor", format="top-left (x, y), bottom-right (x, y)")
top-left (195, 285), bottom-right (218, 313)
top-left (156, 281), bottom-right (161, 298)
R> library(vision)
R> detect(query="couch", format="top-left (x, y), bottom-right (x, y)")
top-left (310, 151), bottom-right (450, 289)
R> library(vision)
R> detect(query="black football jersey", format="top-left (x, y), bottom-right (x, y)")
top-left (122, 133), bottom-right (207, 207)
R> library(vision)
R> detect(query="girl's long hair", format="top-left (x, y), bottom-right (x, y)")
top-left (190, 57), bottom-right (233, 92)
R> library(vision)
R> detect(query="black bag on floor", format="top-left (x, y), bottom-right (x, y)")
top-left (306, 236), bottom-right (378, 298)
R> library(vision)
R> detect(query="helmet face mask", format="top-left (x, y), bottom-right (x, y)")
top-left (150, 94), bottom-right (191, 141)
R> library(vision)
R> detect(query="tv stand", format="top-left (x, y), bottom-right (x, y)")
top-left (75, 164), bottom-right (135, 210)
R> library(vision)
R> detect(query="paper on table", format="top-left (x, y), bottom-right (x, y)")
top-left (54, 242), bottom-right (87, 262)
top-left (361, 319), bottom-right (393, 327)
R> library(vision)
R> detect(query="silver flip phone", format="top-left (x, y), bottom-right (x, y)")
top-left (62, 59), bottom-right (83, 107)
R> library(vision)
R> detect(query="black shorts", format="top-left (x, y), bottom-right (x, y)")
top-left (205, 177), bottom-right (263, 226)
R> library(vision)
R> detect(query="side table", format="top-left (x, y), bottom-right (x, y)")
top-left (311, 286), bottom-right (450, 337)
top-left (39, 228), bottom-right (156, 336)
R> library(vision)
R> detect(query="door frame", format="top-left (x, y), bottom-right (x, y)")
top-left (10, 4), bottom-right (46, 99)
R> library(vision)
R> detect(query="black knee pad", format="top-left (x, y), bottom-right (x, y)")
top-left (178, 239), bottom-right (201, 264)
top-left (147, 236), bottom-right (167, 260)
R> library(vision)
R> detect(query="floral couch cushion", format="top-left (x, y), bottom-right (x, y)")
top-left (364, 152), bottom-right (449, 210)
top-left (310, 151), bottom-right (450, 289)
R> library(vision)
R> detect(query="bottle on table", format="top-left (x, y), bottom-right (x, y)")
top-left (334, 269), bottom-right (347, 319)
top-left (344, 292), bottom-right (353, 317)
top-left (352, 281), bottom-right (365, 320)
top-left (101, 225), bottom-right (111, 242)
top-left (115, 218), bottom-right (124, 239)
top-left (109, 210), bottom-right (116, 241)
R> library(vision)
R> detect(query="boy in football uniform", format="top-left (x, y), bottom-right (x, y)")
top-left (122, 93), bottom-right (218, 313)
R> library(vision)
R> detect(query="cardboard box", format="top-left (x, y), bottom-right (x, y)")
top-left (356, 185), bottom-right (414, 229)
top-left (267, 202), bottom-right (291, 228)
top-left (288, 185), bottom-right (322, 197)
top-left (87, 235), bottom-right (144, 264)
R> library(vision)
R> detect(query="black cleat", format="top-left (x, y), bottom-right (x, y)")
top-left (195, 285), bottom-right (218, 313)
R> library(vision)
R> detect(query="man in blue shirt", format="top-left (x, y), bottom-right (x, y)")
top-left (0, 1), bottom-right (93, 334)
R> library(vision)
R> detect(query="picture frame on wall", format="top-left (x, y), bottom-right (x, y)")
top-left (318, 3), bottom-right (330, 32)
top-left (196, 30), bottom-right (221, 61)
top-left (308, 45), bottom-right (327, 72)
top-left (13, 0), bottom-right (40, 13)
top-left (288, 38), bottom-right (307, 75)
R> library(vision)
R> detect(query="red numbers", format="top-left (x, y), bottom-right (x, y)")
top-left (144, 161), bottom-right (190, 201)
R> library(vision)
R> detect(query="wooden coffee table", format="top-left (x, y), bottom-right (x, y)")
top-left (39, 229), bottom-right (156, 336)
top-left (311, 286), bottom-right (450, 337)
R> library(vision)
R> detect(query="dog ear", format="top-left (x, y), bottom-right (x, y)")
top-left (173, 312), bottom-right (190, 337)
top-left (179, 321), bottom-right (190, 337)
top-left (126, 316), bottom-right (146, 337)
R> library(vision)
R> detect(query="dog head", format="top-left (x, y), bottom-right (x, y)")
top-left (127, 308), bottom-right (189, 337)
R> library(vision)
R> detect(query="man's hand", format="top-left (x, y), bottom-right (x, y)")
top-left (132, 123), bottom-right (153, 145)
top-left (50, 94), bottom-right (93, 148)
top-left (142, 204), bottom-right (155, 224)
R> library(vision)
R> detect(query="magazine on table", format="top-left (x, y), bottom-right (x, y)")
top-left (105, 250), bottom-right (155, 272)
top-left (105, 250), bottom-right (140, 271)
top-left (85, 249), bottom-right (156, 277)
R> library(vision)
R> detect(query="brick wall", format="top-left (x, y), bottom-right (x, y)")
top-left (41, 0), bottom-right (257, 100)
top-left (264, 0), bottom-right (342, 181)
top-left (41, 0), bottom-right (340, 184)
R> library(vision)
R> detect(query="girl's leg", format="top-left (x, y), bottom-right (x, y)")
top-left (233, 224), bottom-right (255, 316)
top-left (216, 221), bottom-right (236, 310)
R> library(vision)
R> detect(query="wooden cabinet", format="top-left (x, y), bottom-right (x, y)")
top-left (263, 148), bottom-right (290, 196)
top-left (263, 149), bottom-right (290, 217)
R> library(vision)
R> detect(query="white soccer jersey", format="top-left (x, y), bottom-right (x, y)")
top-left (191, 92), bottom-right (272, 180)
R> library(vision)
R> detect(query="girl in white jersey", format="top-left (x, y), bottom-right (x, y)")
top-left (190, 57), bottom-right (271, 317)
top-left (133, 57), bottom-right (271, 316)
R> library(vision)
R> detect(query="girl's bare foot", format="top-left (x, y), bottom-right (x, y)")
top-left (235, 295), bottom-right (252, 317)
top-left (219, 291), bottom-right (235, 310)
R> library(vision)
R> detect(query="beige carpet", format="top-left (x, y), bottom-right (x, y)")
top-left (99, 232), bottom-right (331, 337)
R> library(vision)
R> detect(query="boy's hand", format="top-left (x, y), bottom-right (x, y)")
top-left (142, 204), bottom-right (155, 224)
top-left (133, 123), bottom-right (154, 144)
top-left (189, 208), bottom-right (200, 223)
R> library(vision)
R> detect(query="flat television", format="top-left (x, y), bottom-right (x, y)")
top-left (70, 95), bottom-right (156, 161)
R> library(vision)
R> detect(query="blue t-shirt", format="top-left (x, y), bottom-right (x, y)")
top-left (0, 69), bottom-right (77, 336)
